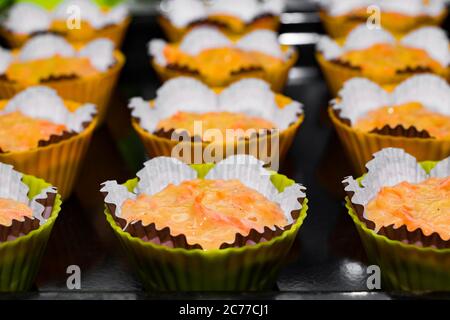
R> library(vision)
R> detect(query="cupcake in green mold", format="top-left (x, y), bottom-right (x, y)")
top-left (0, 162), bottom-right (61, 292)
top-left (101, 155), bottom-right (308, 291)
top-left (343, 148), bottom-right (450, 292)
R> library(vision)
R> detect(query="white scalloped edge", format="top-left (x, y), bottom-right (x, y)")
top-left (0, 162), bottom-right (57, 226)
top-left (101, 155), bottom-right (306, 225)
top-left (161, 0), bottom-right (285, 28)
top-left (8, 35), bottom-right (116, 73)
top-left (128, 77), bottom-right (302, 132)
top-left (178, 27), bottom-right (232, 56)
top-left (52, 0), bottom-right (129, 30)
top-left (400, 26), bottom-right (450, 67)
top-left (317, 25), bottom-right (450, 67)
top-left (333, 74), bottom-right (450, 124)
top-left (319, 0), bottom-right (445, 17)
top-left (2, 3), bottom-right (52, 35)
top-left (1, 86), bottom-right (96, 133)
top-left (148, 28), bottom-right (288, 65)
top-left (19, 34), bottom-right (76, 61)
top-left (343, 148), bottom-right (449, 219)
top-left (78, 38), bottom-right (115, 72)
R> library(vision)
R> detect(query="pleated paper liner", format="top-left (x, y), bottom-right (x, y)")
top-left (319, 9), bottom-right (448, 39)
top-left (344, 161), bottom-right (450, 292)
top-left (131, 114), bottom-right (303, 165)
top-left (0, 117), bottom-right (97, 200)
top-left (316, 52), bottom-right (450, 96)
top-left (0, 18), bottom-right (131, 49)
top-left (152, 49), bottom-right (298, 93)
top-left (103, 167), bottom-right (308, 291)
top-left (328, 108), bottom-right (450, 176)
top-left (0, 52), bottom-right (125, 124)
top-left (0, 175), bottom-right (62, 292)
top-left (158, 15), bottom-right (280, 42)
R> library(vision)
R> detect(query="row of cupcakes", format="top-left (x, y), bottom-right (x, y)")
top-left (3, 145), bottom-right (449, 292)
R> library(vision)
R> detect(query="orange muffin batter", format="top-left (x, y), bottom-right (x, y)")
top-left (121, 179), bottom-right (287, 250)
top-left (341, 43), bottom-right (443, 79)
top-left (366, 177), bottom-right (450, 240)
top-left (163, 46), bottom-right (284, 82)
top-left (156, 111), bottom-right (276, 141)
top-left (353, 102), bottom-right (450, 139)
top-left (0, 111), bottom-right (67, 152)
top-left (5, 56), bottom-right (99, 85)
top-left (0, 198), bottom-right (33, 226)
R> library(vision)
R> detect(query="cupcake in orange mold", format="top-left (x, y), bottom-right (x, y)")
top-left (0, 162), bottom-right (61, 292)
top-left (129, 77), bottom-right (303, 165)
top-left (0, 0), bottom-right (130, 48)
top-left (159, 0), bottom-right (285, 41)
top-left (101, 155), bottom-right (308, 290)
top-left (149, 27), bottom-right (297, 91)
top-left (0, 34), bottom-right (125, 123)
top-left (343, 148), bottom-right (450, 291)
top-left (316, 25), bottom-right (450, 95)
top-left (318, 0), bottom-right (447, 38)
top-left (329, 74), bottom-right (450, 175)
top-left (0, 86), bottom-right (97, 199)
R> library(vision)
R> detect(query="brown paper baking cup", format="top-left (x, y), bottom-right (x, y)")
top-left (317, 52), bottom-right (450, 97)
top-left (132, 114), bottom-right (303, 164)
top-left (152, 48), bottom-right (297, 93)
top-left (158, 15), bottom-right (280, 42)
top-left (329, 107), bottom-right (450, 175)
top-left (0, 52), bottom-right (125, 124)
top-left (319, 9), bottom-right (448, 39)
top-left (0, 118), bottom-right (97, 199)
top-left (0, 18), bottom-right (131, 48)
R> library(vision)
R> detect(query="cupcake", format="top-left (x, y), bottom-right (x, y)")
top-left (0, 0), bottom-right (130, 48)
top-left (101, 155), bottom-right (308, 291)
top-left (0, 162), bottom-right (61, 292)
top-left (318, 0), bottom-right (447, 39)
top-left (0, 34), bottom-right (125, 123)
top-left (129, 77), bottom-right (303, 166)
top-left (316, 25), bottom-right (450, 95)
top-left (344, 148), bottom-right (450, 291)
top-left (149, 26), bottom-right (297, 91)
top-left (159, 0), bottom-right (285, 41)
top-left (329, 74), bottom-right (450, 175)
top-left (0, 86), bottom-right (97, 199)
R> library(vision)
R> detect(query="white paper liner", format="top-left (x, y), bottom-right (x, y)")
top-left (161, 0), bottom-right (285, 28)
top-left (2, 3), bottom-right (52, 35)
top-left (0, 35), bottom-right (116, 74)
top-left (317, 25), bottom-right (450, 67)
top-left (78, 38), bottom-right (115, 72)
top-left (149, 28), bottom-right (289, 66)
top-left (101, 155), bottom-right (305, 225)
top-left (19, 34), bottom-right (76, 62)
top-left (0, 86), bottom-right (96, 133)
top-left (129, 77), bottom-right (302, 133)
top-left (400, 27), bottom-right (450, 67)
top-left (179, 27), bottom-right (232, 56)
top-left (1, 0), bottom-right (129, 34)
top-left (332, 74), bottom-right (450, 125)
top-left (0, 162), bottom-right (57, 226)
top-left (318, 0), bottom-right (445, 17)
top-left (343, 148), bottom-right (449, 225)
top-left (236, 30), bottom-right (284, 59)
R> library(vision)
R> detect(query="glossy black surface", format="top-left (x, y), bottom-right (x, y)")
top-left (4, 3), bottom-right (450, 300)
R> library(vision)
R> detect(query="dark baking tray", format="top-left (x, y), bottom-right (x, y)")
top-left (2, 1), bottom-right (449, 300)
